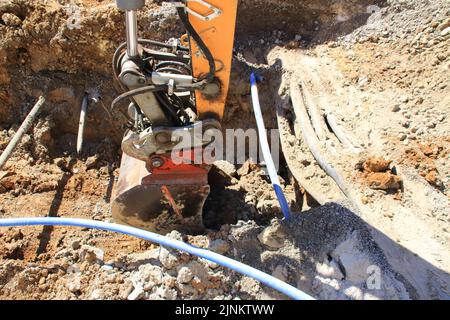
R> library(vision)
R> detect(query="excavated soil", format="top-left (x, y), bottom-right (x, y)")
top-left (0, 0), bottom-right (448, 300)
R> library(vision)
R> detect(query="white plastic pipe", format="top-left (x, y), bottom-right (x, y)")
top-left (0, 97), bottom-right (46, 170)
top-left (77, 94), bottom-right (89, 155)
top-left (0, 217), bottom-right (315, 300)
top-left (250, 73), bottom-right (291, 220)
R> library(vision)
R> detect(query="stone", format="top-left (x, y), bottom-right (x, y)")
top-left (166, 230), bottom-right (184, 241)
top-left (136, 265), bottom-right (164, 285)
top-left (127, 286), bottom-right (145, 300)
top-left (201, 258), bottom-right (219, 270)
top-left (368, 172), bottom-right (402, 190)
top-left (71, 240), bottom-right (81, 250)
top-left (237, 160), bottom-right (258, 177)
top-left (257, 222), bottom-right (286, 249)
top-left (163, 275), bottom-right (177, 288)
top-left (1, 13), bottom-right (21, 27)
top-left (332, 233), bottom-right (373, 284)
top-left (238, 277), bottom-right (261, 296)
top-left (177, 283), bottom-right (196, 296)
top-left (391, 105), bottom-right (401, 112)
top-left (401, 120), bottom-right (411, 128)
top-left (80, 245), bottom-right (104, 263)
top-left (85, 155), bottom-right (99, 169)
top-left (66, 279), bottom-right (81, 293)
top-left (427, 122), bottom-right (436, 129)
top-left (155, 286), bottom-right (178, 300)
top-left (440, 27), bottom-right (450, 37)
top-left (312, 276), bottom-right (344, 300)
top-left (126, 248), bottom-right (160, 268)
top-left (186, 261), bottom-right (209, 282)
top-left (90, 289), bottom-right (104, 300)
top-left (159, 247), bottom-right (180, 269)
top-left (213, 160), bottom-right (237, 178)
top-left (316, 260), bottom-right (345, 280)
top-left (177, 267), bottom-right (194, 284)
top-left (272, 265), bottom-right (288, 282)
top-left (344, 286), bottom-right (364, 300)
top-left (208, 239), bottom-right (230, 255)
top-left (362, 157), bottom-right (392, 173)
top-left (399, 96), bottom-right (409, 103)
top-left (257, 199), bottom-right (282, 215)
top-left (425, 171), bottom-right (443, 187)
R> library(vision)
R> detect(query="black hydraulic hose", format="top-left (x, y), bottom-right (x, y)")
top-left (112, 43), bottom-right (128, 91)
top-left (154, 92), bottom-right (184, 126)
top-left (112, 40), bottom-right (189, 83)
top-left (156, 60), bottom-right (192, 73)
top-left (176, 6), bottom-right (216, 86)
top-left (156, 67), bottom-right (185, 74)
top-left (111, 8), bottom-right (218, 121)
top-left (110, 85), bottom-right (168, 112)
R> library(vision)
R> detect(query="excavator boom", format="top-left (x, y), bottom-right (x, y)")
top-left (111, 0), bottom-right (238, 234)
top-left (188, 0), bottom-right (238, 119)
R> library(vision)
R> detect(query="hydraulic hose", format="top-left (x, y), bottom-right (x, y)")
top-left (110, 84), bottom-right (168, 112)
top-left (0, 217), bottom-right (315, 301)
top-left (250, 73), bottom-right (291, 220)
top-left (0, 97), bottom-right (45, 171)
top-left (176, 5), bottom-right (216, 86)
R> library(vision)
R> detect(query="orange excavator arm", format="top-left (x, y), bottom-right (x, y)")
top-left (187, 0), bottom-right (238, 119)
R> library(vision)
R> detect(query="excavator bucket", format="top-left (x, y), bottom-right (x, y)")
top-left (112, 153), bottom-right (210, 234)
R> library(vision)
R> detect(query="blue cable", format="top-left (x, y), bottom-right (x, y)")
top-left (0, 217), bottom-right (315, 300)
top-left (250, 73), bottom-right (291, 220)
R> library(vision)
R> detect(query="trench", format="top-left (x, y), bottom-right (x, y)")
top-left (0, 0), bottom-right (384, 227)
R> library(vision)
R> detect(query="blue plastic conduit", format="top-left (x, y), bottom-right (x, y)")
top-left (250, 73), bottom-right (291, 220)
top-left (0, 217), bottom-right (315, 300)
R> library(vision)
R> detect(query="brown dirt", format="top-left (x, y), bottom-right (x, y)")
top-left (356, 157), bottom-right (403, 191)
top-left (399, 138), bottom-right (449, 189)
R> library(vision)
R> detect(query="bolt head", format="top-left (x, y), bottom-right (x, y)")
top-left (151, 158), bottom-right (164, 168)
